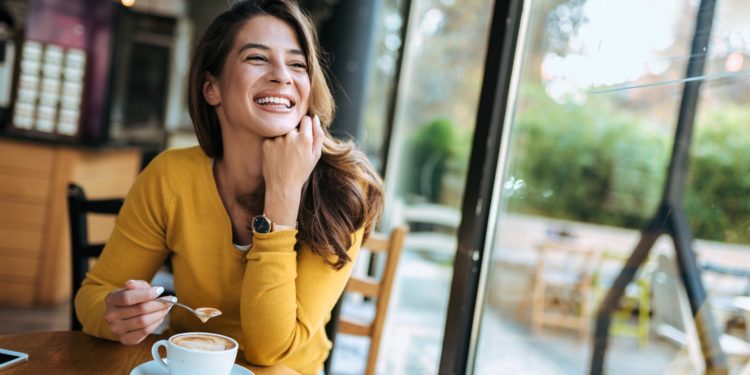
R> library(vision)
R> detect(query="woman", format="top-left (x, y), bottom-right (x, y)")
top-left (74, 1), bottom-right (384, 373)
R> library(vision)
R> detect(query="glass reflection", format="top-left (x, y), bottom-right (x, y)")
top-left (474, 0), bottom-right (750, 374)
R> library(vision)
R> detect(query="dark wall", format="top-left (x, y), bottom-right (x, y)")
top-left (314, 0), bottom-right (380, 141)
top-left (186, 0), bottom-right (224, 46)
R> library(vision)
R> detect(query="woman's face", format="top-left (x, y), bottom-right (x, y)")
top-left (206, 15), bottom-right (311, 138)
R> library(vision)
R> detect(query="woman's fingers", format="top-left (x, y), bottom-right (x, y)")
top-left (113, 298), bottom-right (173, 320)
top-left (106, 284), bottom-right (163, 307)
top-left (124, 279), bottom-right (151, 290)
top-left (298, 115), bottom-right (322, 159)
top-left (298, 115), bottom-right (313, 145)
top-left (120, 307), bottom-right (170, 333)
top-left (312, 114), bottom-right (324, 157)
top-left (261, 114), bottom-right (322, 193)
top-left (118, 314), bottom-right (167, 345)
top-left (108, 301), bottom-right (172, 337)
top-left (103, 280), bottom-right (170, 341)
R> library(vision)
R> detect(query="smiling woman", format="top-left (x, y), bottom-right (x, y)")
top-left (73, 1), bottom-right (384, 374)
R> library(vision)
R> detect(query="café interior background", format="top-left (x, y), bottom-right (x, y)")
top-left (2, 0), bottom-right (750, 374)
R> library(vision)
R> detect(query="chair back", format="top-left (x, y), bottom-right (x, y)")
top-left (67, 183), bottom-right (123, 331)
top-left (531, 241), bottom-right (596, 340)
top-left (330, 226), bottom-right (407, 375)
top-left (535, 241), bottom-right (597, 286)
top-left (701, 262), bottom-right (750, 299)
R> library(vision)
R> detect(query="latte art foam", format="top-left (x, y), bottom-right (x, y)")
top-left (172, 334), bottom-right (235, 351)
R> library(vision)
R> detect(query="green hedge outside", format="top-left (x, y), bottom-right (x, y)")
top-left (686, 106), bottom-right (750, 243)
top-left (506, 84), bottom-right (750, 244)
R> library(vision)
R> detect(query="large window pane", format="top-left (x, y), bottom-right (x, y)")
top-left (473, 0), bottom-right (750, 374)
top-left (381, 0), bottom-right (494, 370)
top-left (353, 0), bottom-right (493, 373)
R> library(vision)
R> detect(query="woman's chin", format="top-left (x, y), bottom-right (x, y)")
top-left (243, 114), bottom-right (303, 137)
top-left (259, 125), bottom-right (298, 138)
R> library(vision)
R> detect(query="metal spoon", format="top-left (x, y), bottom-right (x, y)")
top-left (156, 296), bottom-right (222, 323)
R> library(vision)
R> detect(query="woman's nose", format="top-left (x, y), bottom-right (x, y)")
top-left (268, 61), bottom-right (292, 85)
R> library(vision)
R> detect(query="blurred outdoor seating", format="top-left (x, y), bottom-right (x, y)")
top-left (701, 262), bottom-right (750, 335)
top-left (530, 240), bottom-right (596, 341)
top-left (652, 250), bottom-right (750, 373)
top-left (391, 199), bottom-right (460, 261)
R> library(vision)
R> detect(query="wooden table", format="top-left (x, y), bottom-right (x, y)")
top-left (0, 331), bottom-right (298, 374)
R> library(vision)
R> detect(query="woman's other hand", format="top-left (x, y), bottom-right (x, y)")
top-left (103, 280), bottom-right (172, 345)
top-left (262, 114), bottom-right (323, 225)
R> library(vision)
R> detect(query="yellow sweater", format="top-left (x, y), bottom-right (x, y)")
top-left (74, 146), bottom-right (362, 374)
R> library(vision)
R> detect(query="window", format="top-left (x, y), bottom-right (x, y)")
top-left (468, 0), bottom-right (750, 373)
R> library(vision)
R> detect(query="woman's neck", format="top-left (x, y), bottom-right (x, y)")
top-left (214, 134), bottom-right (265, 214)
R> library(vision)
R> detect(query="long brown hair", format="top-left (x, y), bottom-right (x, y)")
top-left (188, 0), bottom-right (384, 269)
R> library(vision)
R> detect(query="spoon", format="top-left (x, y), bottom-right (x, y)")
top-left (156, 296), bottom-right (222, 323)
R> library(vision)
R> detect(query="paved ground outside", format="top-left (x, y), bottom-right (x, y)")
top-left (331, 212), bottom-right (750, 374)
top-left (331, 246), bottom-right (683, 374)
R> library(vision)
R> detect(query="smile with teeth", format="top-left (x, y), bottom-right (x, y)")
top-left (255, 96), bottom-right (293, 108)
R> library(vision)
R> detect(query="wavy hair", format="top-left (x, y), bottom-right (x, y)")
top-left (188, 0), bottom-right (384, 269)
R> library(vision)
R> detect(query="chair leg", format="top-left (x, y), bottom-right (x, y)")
top-left (638, 281), bottom-right (651, 347)
top-left (365, 339), bottom-right (379, 375)
top-left (515, 279), bottom-right (535, 321)
top-left (531, 280), bottom-right (545, 334)
top-left (579, 289), bottom-right (591, 342)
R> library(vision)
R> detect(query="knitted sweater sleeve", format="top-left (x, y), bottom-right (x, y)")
top-left (240, 227), bottom-right (363, 365)
top-left (74, 153), bottom-right (173, 340)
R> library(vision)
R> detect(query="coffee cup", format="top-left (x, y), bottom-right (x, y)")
top-left (151, 332), bottom-right (238, 375)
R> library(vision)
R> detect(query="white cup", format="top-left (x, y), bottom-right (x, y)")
top-left (151, 332), bottom-right (238, 375)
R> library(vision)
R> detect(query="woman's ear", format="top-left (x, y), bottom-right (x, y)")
top-left (203, 74), bottom-right (221, 106)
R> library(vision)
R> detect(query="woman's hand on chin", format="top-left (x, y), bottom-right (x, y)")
top-left (261, 115), bottom-right (323, 224)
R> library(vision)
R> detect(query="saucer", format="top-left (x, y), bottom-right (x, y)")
top-left (130, 359), bottom-right (254, 375)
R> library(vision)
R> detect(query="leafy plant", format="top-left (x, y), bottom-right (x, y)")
top-left (403, 118), bottom-right (456, 202)
top-left (686, 106), bottom-right (750, 243)
top-left (506, 84), bottom-right (670, 229)
top-left (505, 84), bottom-right (750, 244)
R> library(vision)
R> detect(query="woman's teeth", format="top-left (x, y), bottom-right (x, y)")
top-left (255, 96), bottom-right (292, 108)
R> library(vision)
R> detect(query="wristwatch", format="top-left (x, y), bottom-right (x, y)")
top-left (251, 214), bottom-right (297, 233)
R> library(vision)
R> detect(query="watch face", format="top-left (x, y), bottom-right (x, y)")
top-left (252, 215), bottom-right (272, 233)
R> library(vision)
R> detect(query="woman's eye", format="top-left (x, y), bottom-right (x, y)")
top-left (245, 55), bottom-right (267, 62)
top-left (290, 62), bottom-right (307, 69)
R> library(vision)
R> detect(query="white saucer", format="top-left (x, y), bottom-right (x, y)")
top-left (130, 359), bottom-right (254, 375)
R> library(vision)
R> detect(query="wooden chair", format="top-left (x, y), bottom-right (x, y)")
top-left (328, 226), bottom-right (407, 375)
top-left (67, 183), bottom-right (124, 331)
top-left (68, 183), bottom-right (176, 331)
top-left (652, 252), bottom-right (750, 373)
top-left (531, 241), bottom-right (597, 341)
top-left (700, 261), bottom-right (750, 333)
